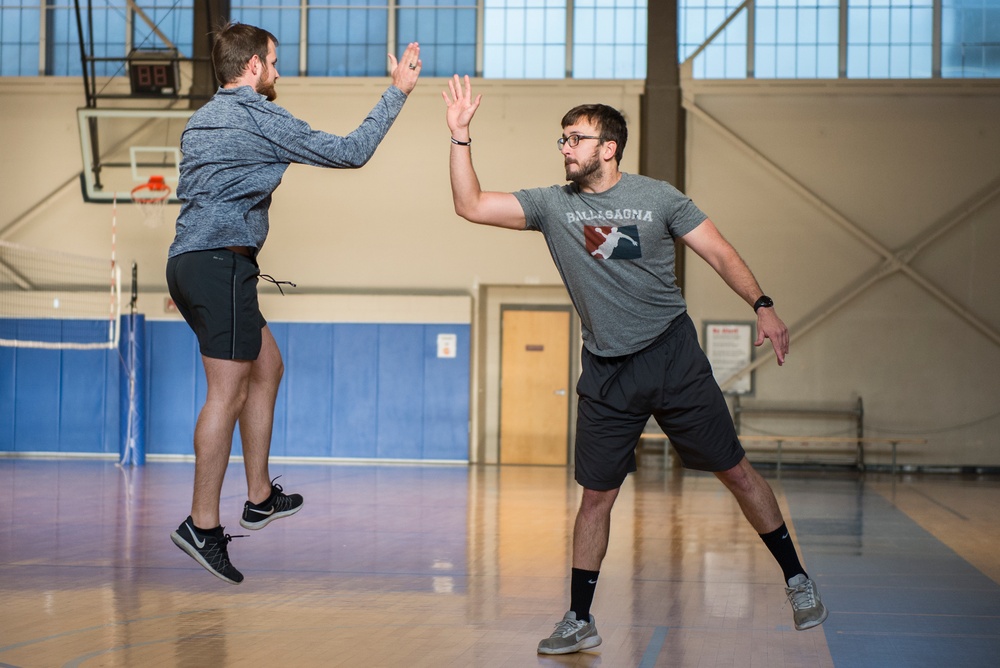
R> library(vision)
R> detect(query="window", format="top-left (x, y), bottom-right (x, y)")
top-left (847, 0), bottom-right (933, 78)
top-left (46, 0), bottom-right (128, 77)
top-left (482, 0), bottom-right (647, 80)
top-left (680, 0), bottom-right (747, 78)
top-left (3, 1), bottom-right (998, 80)
top-left (136, 0), bottom-right (193, 63)
top-left (1, 0), bottom-right (40, 75)
top-left (483, 0), bottom-right (566, 78)
top-left (573, 0), bottom-right (647, 79)
top-left (307, 2), bottom-right (387, 77)
top-left (397, 0), bottom-right (476, 78)
top-left (756, 0), bottom-right (839, 78)
top-left (942, 0), bottom-right (1000, 77)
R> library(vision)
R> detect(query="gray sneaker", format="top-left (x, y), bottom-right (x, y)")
top-left (537, 611), bottom-right (602, 655)
top-left (786, 574), bottom-right (828, 630)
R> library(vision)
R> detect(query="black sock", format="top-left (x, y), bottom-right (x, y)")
top-left (570, 568), bottom-right (600, 621)
top-left (759, 523), bottom-right (806, 584)
top-left (189, 519), bottom-right (222, 537)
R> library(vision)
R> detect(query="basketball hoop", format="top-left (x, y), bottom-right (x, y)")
top-left (130, 175), bottom-right (171, 228)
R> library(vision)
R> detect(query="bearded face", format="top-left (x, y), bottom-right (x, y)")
top-left (564, 147), bottom-right (601, 184)
top-left (256, 67), bottom-right (277, 101)
top-left (255, 41), bottom-right (279, 101)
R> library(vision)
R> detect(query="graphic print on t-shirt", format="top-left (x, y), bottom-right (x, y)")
top-left (585, 224), bottom-right (642, 260)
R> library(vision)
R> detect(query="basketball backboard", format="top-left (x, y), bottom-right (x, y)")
top-left (77, 107), bottom-right (194, 204)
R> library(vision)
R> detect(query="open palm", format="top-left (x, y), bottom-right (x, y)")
top-left (443, 74), bottom-right (481, 136)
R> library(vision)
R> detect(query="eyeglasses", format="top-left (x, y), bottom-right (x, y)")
top-left (556, 134), bottom-right (602, 149)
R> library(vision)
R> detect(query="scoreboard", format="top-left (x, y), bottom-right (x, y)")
top-left (128, 53), bottom-right (180, 97)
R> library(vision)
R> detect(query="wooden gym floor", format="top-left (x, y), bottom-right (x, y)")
top-left (1, 458), bottom-right (998, 667)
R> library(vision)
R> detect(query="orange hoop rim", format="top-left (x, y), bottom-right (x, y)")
top-left (131, 175), bottom-right (171, 204)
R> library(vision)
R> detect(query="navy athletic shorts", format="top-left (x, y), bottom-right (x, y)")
top-left (574, 312), bottom-right (746, 490)
top-left (165, 248), bottom-right (266, 360)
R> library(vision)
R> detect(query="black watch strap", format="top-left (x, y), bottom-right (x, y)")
top-left (753, 295), bottom-right (774, 312)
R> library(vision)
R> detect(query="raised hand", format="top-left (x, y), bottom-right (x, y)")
top-left (389, 43), bottom-right (421, 95)
top-left (442, 74), bottom-right (481, 139)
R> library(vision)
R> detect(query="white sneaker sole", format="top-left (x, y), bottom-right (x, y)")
top-left (794, 604), bottom-right (829, 630)
top-left (239, 502), bottom-right (303, 530)
top-left (537, 634), bottom-right (602, 655)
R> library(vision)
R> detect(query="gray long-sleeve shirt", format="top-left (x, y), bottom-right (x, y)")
top-left (168, 84), bottom-right (407, 258)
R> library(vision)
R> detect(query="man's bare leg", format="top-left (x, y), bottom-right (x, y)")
top-left (572, 487), bottom-right (620, 570)
top-left (716, 456), bottom-right (828, 629)
top-left (537, 486), bottom-right (619, 655)
top-left (190, 357), bottom-right (252, 529)
top-left (239, 325), bottom-right (284, 504)
top-left (714, 456), bottom-right (783, 533)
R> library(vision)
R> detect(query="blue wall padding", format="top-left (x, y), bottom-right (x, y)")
top-left (0, 344), bottom-right (13, 447)
top-left (332, 324), bottom-right (379, 458)
top-left (282, 323), bottom-right (332, 457)
top-left (145, 319), bottom-right (200, 456)
top-left (1, 318), bottom-right (470, 461)
top-left (0, 320), bottom-right (117, 453)
top-left (422, 327), bottom-right (472, 460)
top-left (377, 325), bottom-right (425, 459)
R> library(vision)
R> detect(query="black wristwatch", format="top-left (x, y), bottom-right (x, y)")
top-left (753, 295), bottom-right (774, 312)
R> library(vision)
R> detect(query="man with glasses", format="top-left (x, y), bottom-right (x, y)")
top-left (442, 75), bottom-right (827, 654)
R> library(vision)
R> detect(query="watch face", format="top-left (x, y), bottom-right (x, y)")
top-left (755, 296), bottom-right (773, 311)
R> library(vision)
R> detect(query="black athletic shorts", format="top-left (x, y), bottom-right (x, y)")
top-left (574, 312), bottom-right (745, 490)
top-left (165, 249), bottom-right (266, 360)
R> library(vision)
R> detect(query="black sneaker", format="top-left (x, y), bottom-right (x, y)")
top-left (240, 477), bottom-right (304, 530)
top-left (170, 517), bottom-right (244, 584)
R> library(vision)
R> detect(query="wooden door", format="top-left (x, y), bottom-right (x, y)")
top-left (499, 308), bottom-right (572, 465)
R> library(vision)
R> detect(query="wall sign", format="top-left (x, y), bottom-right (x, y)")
top-left (703, 322), bottom-right (753, 395)
top-left (437, 333), bottom-right (457, 358)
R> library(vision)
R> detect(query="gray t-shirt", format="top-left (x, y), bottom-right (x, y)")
top-left (514, 173), bottom-right (707, 356)
top-left (168, 84), bottom-right (407, 257)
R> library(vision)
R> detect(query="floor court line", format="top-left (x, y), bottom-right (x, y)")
top-left (784, 476), bottom-right (1000, 667)
top-left (637, 626), bottom-right (669, 668)
top-left (905, 487), bottom-right (969, 519)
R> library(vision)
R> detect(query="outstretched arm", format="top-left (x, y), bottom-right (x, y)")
top-left (263, 44), bottom-right (423, 169)
top-left (442, 75), bottom-right (526, 229)
top-left (681, 218), bottom-right (790, 365)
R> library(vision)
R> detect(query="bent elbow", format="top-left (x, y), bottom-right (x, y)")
top-left (452, 201), bottom-right (467, 218)
top-left (338, 137), bottom-right (378, 168)
top-left (355, 153), bottom-right (376, 168)
top-left (453, 200), bottom-right (479, 223)
top-left (343, 155), bottom-right (372, 169)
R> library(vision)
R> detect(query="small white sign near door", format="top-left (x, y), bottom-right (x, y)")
top-left (437, 333), bottom-right (457, 359)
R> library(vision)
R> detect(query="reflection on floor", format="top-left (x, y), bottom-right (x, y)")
top-left (1, 459), bottom-right (998, 667)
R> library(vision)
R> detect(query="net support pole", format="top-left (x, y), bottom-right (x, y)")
top-left (118, 313), bottom-right (146, 466)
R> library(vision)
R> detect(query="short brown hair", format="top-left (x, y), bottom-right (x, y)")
top-left (561, 104), bottom-right (628, 164)
top-left (211, 22), bottom-right (278, 86)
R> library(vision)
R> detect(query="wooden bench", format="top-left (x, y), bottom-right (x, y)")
top-left (637, 430), bottom-right (677, 468)
top-left (733, 396), bottom-right (864, 443)
top-left (739, 435), bottom-right (928, 474)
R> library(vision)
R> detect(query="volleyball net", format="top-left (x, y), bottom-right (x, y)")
top-left (0, 240), bottom-right (121, 350)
